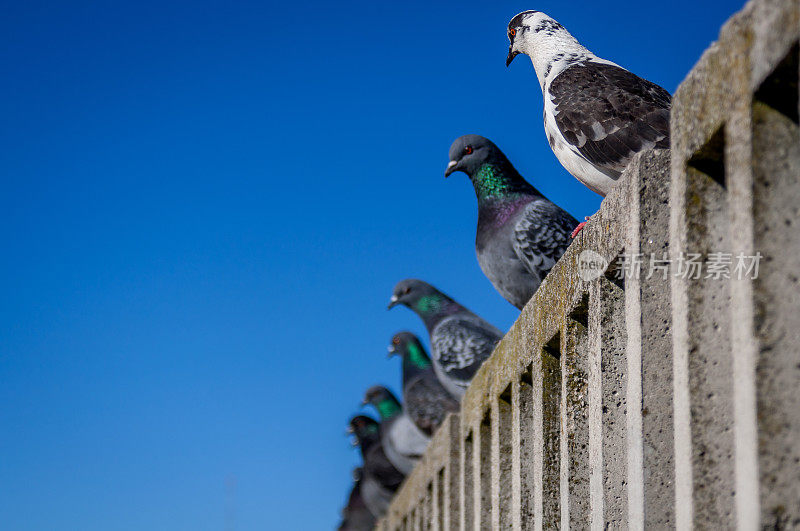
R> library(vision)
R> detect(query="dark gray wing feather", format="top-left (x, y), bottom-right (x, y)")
top-left (513, 200), bottom-right (577, 279)
top-left (405, 375), bottom-right (459, 435)
top-left (549, 62), bottom-right (671, 174)
top-left (431, 318), bottom-right (502, 382)
top-left (364, 445), bottom-right (404, 492)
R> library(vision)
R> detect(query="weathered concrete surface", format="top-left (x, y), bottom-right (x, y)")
top-left (379, 0), bottom-right (798, 528)
top-left (751, 100), bottom-right (800, 529)
top-left (671, 1), bottom-right (799, 529)
top-left (626, 150), bottom-right (674, 530)
top-left (561, 318), bottom-right (590, 530)
top-left (588, 277), bottom-right (627, 529)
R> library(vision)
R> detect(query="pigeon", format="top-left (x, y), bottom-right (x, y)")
top-left (388, 331), bottom-right (459, 435)
top-left (347, 415), bottom-right (404, 518)
top-left (445, 135), bottom-right (577, 309)
top-left (388, 279), bottom-right (503, 399)
top-left (363, 385), bottom-right (429, 475)
top-left (338, 468), bottom-right (375, 531)
top-left (506, 11), bottom-right (671, 234)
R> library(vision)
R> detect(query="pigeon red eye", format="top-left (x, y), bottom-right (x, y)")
top-left (464, 146), bottom-right (473, 155)
top-left (509, 28), bottom-right (516, 36)
top-left (392, 337), bottom-right (400, 345)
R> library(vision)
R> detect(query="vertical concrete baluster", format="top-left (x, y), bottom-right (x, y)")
top-left (635, 152), bottom-right (675, 530)
top-left (510, 381), bottom-right (523, 531)
top-left (478, 413), bottom-right (492, 529)
top-left (588, 276), bottom-right (629, 530)
top-left (517, 368), bottom-right (537, 530)
top-left (423, 483), bottom-right (432, 531)
top-left (670, 13), bottom-right (750, 528)
top-left (462, 431), bottom-right (474, 531)
top-left (588, 283), bottom-right (604, 531)
top-left (445, 415), bottom-right (461, 531)
top-left (494, 385), bottom-right (515, 529)
top-left (432, 474), bottom-right (440, 531)
top-left (540, 344), bottom-right (562, 531)
top-left (616, 149), bottom-right (675, 530)
top-left (490, 402), bottom-right (501, 530)
top-left (747, 48), bottom-right (800, 525)
top-left (561, 314), bottom-right (591, 529)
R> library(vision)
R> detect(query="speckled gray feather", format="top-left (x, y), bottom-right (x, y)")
top-left (429, 315), bottom-right (502, 397)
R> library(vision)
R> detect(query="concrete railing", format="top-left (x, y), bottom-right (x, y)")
top-left (377, 0), bottom-right (799, 528)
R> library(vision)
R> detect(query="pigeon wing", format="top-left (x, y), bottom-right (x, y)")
top-left (513, 199), bottom-right (577, 280)
top-left (549, 62), bottom-right (671, 174)
top-left (405, 376), bottom-right (459, 435)
top-left (364, 445), bottom-right (404, 491)
top-left (431, 318), bottom-right (502, 382)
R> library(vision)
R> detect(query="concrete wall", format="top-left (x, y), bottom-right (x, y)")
top-left (378, 0), bottom-right (799, 528)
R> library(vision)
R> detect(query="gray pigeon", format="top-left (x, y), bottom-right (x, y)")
top-left (347, 415), bottom-right (404, 519)
top-left (338, 468), bottom-right (375, 531)
top-left (445, 135), bottom-right (577, 310)
top-left (363, 385), bottom-right (429, 475)
top-left (388, 332), bottom-right (459, 435)
top-left (388, 279), bottom-right (503, 399)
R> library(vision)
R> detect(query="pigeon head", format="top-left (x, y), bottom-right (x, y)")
top-left (446, 135), bottom-right (535, 200)
top-left (445, 134), bottom-right (503, 178)
top-left (347, 415), bottom-right (379, 444)
top-left (506, 11), bottom-right (587, 83)
top-left (362, 385), bottom-right (402, 420)
top-left (390, 332), bottom-right (433, 388)
top-left (388, 279), bottom-right (463, 328)
top-left (388, 279), bottom-right (447, 311)
top-left (389, 331), bottom-right (432, 369)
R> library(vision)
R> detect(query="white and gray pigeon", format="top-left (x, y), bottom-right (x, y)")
top-left (388, 332), bottom-right (460, 435)
top-left (445, 134), bottom-right (577, 309)
top-left (347, 415), bottom-right (404, 519)
top-left (506, 11), bottom-right (670, 232)
top-left (388, 280), bottom-right (503, 399)
top-left (363, 385), bottom-right (429, 476)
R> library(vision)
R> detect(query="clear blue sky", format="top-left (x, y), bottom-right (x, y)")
top-left (0, 1), bottom-right (740, 529)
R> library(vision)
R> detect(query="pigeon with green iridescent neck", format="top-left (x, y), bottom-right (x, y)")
top-left (347, 415), bottom-right (404, 518)
top-left (446, 135), bottom-right (577, 310)
top-left (338, 468), bottom-right (375, 531)
top-left (363, 385), bottom-right (429, 475)
top-left (388, 279), bottom-right (503, 398)
top-left (389, 332), bottom-right (459, 435)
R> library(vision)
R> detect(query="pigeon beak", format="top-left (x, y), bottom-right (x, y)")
top-left (506, 47), bottom-right (519, 67)
top-left (387, 295), bottom-right (400, 309)
top-left (444, 160), bottom-right (458, 178)
top-left (387, 345), bottom-right (397, 358)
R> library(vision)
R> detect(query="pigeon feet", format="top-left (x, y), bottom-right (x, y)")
top-left (570, 217), bottom-right (591, 238)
